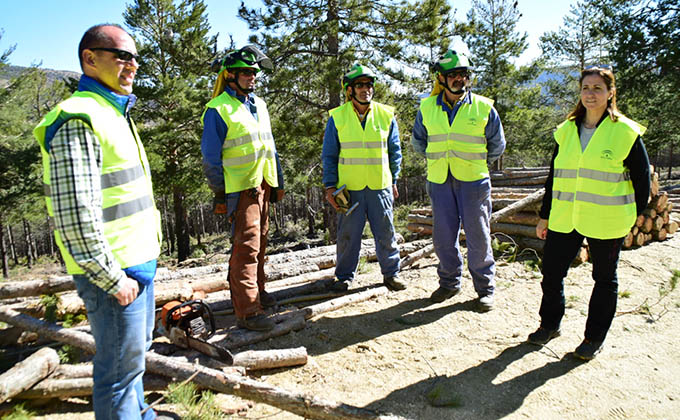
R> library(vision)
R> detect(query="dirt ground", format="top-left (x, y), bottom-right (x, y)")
top-left (23, 232), bottom-right (680, 419)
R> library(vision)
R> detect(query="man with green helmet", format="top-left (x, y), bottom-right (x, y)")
top-left (411, 50), bottom-right (506, 311)
top-left (322, 64), bottom-right (405, 292)
top-left (201, 45), bottom-right (284, 331)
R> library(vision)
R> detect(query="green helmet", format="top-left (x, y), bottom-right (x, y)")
top-left (211, 45), bottom-right (273, 74)
top-left (342, 64), bottom-right (376, 90)
top-left (433, 50), bottom-right (472, 75)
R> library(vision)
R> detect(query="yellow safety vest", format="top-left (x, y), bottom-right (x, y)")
top-left (329, 101), bottom-right (394, 191)
top-left (34, 91), bottom-right (162, 274)
top-left (203, 92), bottom-right (278, 193)
top-left (549, 116), bottom-right (646, 239)
top-left (420, 93), bottom-right (493, 183)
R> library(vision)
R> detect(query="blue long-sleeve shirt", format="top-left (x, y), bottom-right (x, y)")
top-left (322, 105), bottom-right (402, 189)
top-left (411, 91), bottom-right (506, 165)
top-left (201, 86), bottom-right (284, 193)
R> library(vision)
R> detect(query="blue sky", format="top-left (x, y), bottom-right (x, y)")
top-left (1, 0), bottom-right (575, 73)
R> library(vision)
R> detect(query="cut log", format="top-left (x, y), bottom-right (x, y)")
top-left (653, 228), bottom-right (667, 241)
top-left (652, 192), bottom-right (668, 213)
top-left (631, 226), bottom-right (639, 236)
top-left (643, 208), bottom-right (657, 219)
top-left (301, 286), bottom-right (391, 320)
top-left (640, 216), bottom-right (654, 234)
top-left (407, 214), bottom-right (432, 225)
top-left (652, 216), bottom-right (665, 232)
top-left (666, 221), bottom-right (678, 234)
top-left (635, 214), bottom-right (645, 228)
top-left (490, 176), bottom-right (547, 186)
top-left (634, 232), bottom-right (646, 247)
top-left (491, 222), bottom-right (537, 238)
top-left (490, 168), bottom-right (548, 180)
top-left (623, 231), bottom-right (634, 249)
top-left (0, 307), bottom-right (410, 420)
top-left (12, 374), bottom-right (173, 400)
top-left (406, 223), bottom-right (433, 235)
top-left (492, 199), bottom-right (542, 213)
top-left (650, 172), bottom-right (659, 197)
top-left (0, 347), bottom-right (60, 403)
top-left (231, 347), bottom-right (308, 370)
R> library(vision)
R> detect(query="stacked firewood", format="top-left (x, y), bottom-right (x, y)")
top-left (626, 170), bottom-right (678, 248)
top-left (407, 166), bottom-right (678, 256)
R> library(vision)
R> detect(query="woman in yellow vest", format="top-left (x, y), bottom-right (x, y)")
top-left (527, 65), bottom-right (650, 360)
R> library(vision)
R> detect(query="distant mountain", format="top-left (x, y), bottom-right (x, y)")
top-left (0, 65), bottom-right (80, 87)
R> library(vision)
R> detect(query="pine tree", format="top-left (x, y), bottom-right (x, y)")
top-left (594, 0), bottom-right (680, 175)
top-left (238, 0), bottom-right (454, 239)
top-left (124, 0), bottom-right (217, 262)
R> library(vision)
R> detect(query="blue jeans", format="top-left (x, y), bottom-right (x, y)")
top-left (335, 187), bottom-right (400, 281)
top-left (427, 173), bottom-right (495, 297)
top-left (73, 275), bottom-right (156, 420)
top-left (538, 229), bottom-right (624, 343)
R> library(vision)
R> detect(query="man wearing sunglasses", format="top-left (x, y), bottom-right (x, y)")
top-left (34, 24), bottom-right (161, 419)
top-left (411, 50), bottom-right (506, 312)
top-left (201, 46), bottom-right (284, 332)
top-left (322, 64), bottom-right (405, 292)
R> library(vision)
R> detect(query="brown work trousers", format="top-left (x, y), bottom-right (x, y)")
top-left (229, 180), bottom-right (271, 319)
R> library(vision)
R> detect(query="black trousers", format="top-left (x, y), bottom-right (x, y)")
top-left (539, 229), bottom-right (625, 343)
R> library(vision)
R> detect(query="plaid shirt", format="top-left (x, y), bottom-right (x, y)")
top-left (49, 119), bottom-right (126, 294)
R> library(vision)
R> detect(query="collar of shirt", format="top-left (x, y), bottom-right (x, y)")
top-left (436, 90), bottom-right (470, 113)
top-left (352, 102), bottom-right (371, 121)
top-left (78, 75), bottom-right (137, 115)
top-left (224, 85), bottom-right (255, 105)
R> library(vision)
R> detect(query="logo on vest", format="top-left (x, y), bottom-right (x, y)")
top-left (467, 117), bottom-right (478, 126)
top-left (601, 149), bottom-right (614, 160)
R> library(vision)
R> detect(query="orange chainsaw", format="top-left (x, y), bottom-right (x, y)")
top-left (157, 300), bottom-right (233, 364)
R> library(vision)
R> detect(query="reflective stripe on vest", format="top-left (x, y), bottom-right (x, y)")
top-left (34, 91), bottom-right (162, 274)
top-left (329, 101), bottom-right (394, 191)
top-left (420, 93), bottom-right (493, 183)
top-left (203, 92), bottom-right (278, 193)
top-left (548, 116), bottom-right (646, 239)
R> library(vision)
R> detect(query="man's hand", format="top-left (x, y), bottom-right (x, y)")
top-left (536, 218), bottom-right (548, 240)
top-left (213, 192), bottom-right (227, 214)
top-left (325, 187), bottom-right (339, 211)
top-left (392, 184), bottom-right (399, 200)
top-left (114, 277), bottom-right (139, 306)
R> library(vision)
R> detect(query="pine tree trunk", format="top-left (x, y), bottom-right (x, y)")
top-left (45, 213), bottom-right (55, 256)
top-left (1, 216), bottom-right (8, 278)
top-left (22, 218), bottom-right (33, 268)
top-left (173, 185), bottom-right (191, 262)
top-left (162, 197), bottom-right (173, 256)
top-left (7, 224), bottom-right (18, 266)
top-left (306, 186), bottom-right (316, 237)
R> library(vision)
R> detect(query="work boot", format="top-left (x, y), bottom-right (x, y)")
top-left (259, 290), bottom-right (277, 308)
top-left (527, 327), bottom-right (561, 345)
top-left (429, 286), bottom-right (460, 303)
top-left (330, 279), bottom-right (352, 292)
top-left (478, 294), bottom-right (495, 312)
top-left (574, 339), bottom-right (603, 361)
top-left (383, 274), bottom-right (407, 291)
top-left (237, 313), bottom-right (275, 332)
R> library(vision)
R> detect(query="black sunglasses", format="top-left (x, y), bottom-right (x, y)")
top-left (352, 81), bottom-right (374, 89)
top-left (445, 69), bottom-right (470, 78)
top-left (90, 47), bottom-right (139, 62)
top-left (237, 68), bottom-right (258, 77)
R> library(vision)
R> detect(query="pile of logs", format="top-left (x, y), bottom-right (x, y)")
top-left (0, 239), bottom-right (429, 419)
top-left (407, 166), bottom-right (678, 258)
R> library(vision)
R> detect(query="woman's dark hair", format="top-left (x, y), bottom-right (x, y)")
top-left (567, 66), bottom-right (622, 122)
